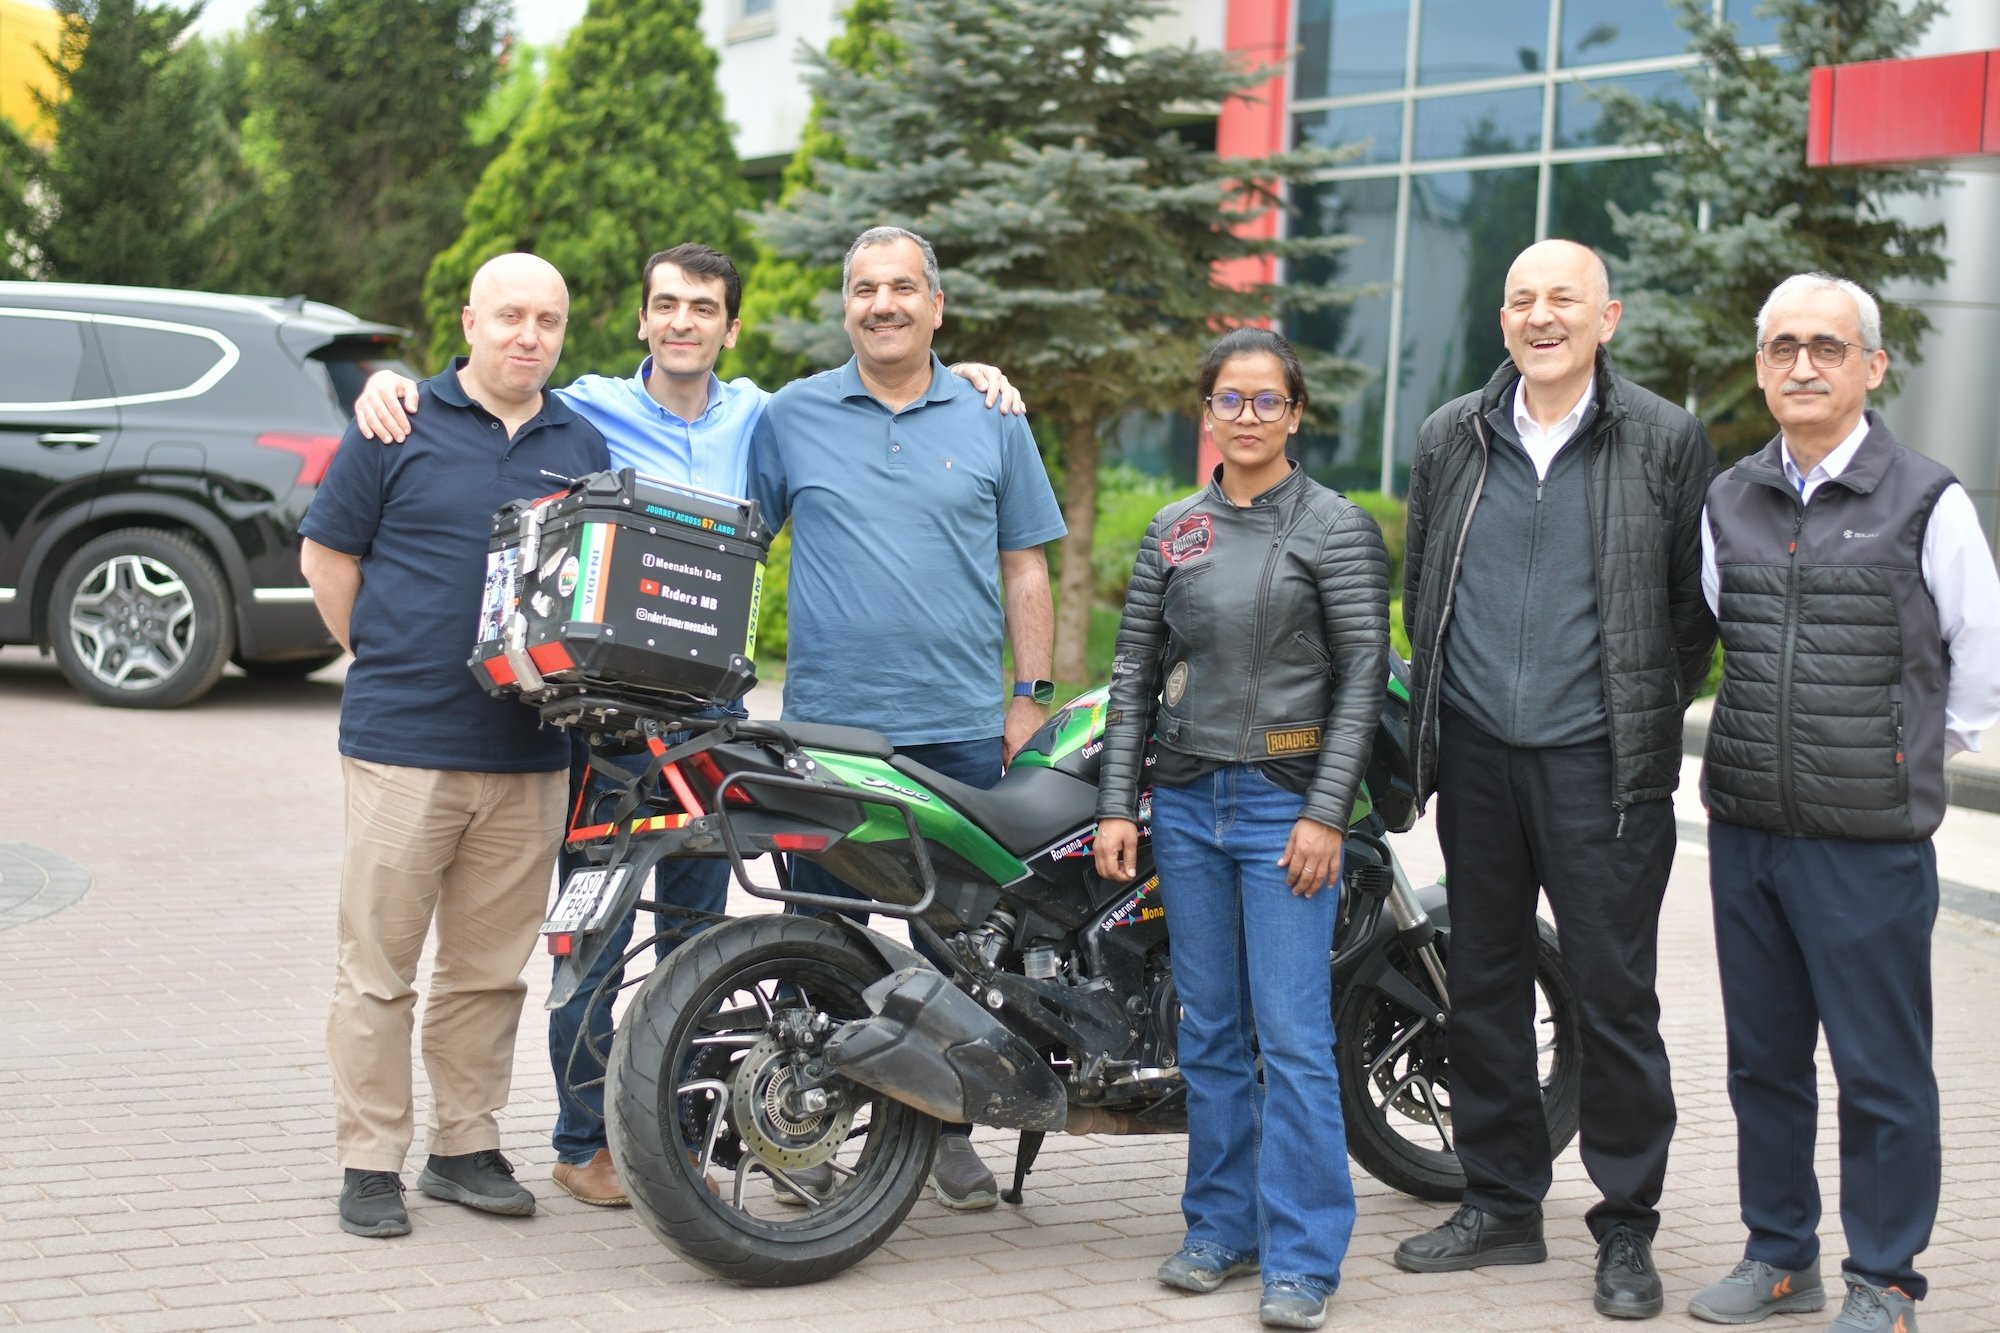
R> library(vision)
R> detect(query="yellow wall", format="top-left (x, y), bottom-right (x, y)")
top-left (1, 0), bottom-right (62, 144)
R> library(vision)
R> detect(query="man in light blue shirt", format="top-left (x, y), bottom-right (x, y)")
top-left (751, 226), bottom-right (1067, 1212)
top-left (352, 242), bottom-right (1021, 1212)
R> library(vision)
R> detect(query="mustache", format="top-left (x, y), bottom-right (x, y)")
top-left (861, 315), bottom-right (911, 330)
top-left (1780, 379), bottom-right (1831, 395)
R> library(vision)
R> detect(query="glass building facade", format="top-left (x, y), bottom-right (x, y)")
top-left (1287, 0), bottom-right (1777, 491)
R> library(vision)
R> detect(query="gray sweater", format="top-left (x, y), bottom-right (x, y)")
top-left (1439, 405), bottom-right (1606, 747)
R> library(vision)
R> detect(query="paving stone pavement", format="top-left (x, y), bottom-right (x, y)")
top-left (1, 646), bottom-right (1996, 1332)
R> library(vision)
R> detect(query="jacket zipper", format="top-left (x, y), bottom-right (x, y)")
top-left (1776, 498), bottom-right (1809, 835)
top-left (1585, 428), bottom-right (1626, 834)
top-left (1237, 499), bottom-right (1286, 758)
top-left (1415, 413), bottom-right (1492, 806)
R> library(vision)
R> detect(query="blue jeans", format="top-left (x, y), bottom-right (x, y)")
top-left (1151, 765), bottom-right (1355, 1297)
top-left (549, 721), bottom-right (735, 1163)
top-left (787, 734), bottom-right (1001, 1140)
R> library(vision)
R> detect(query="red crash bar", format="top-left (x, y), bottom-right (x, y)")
top-left (1807, 49), bottom-right (2000, 167)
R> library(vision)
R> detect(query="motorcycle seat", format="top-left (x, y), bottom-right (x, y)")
top-left (889, 755), bottom-right (1100, 859)
top-left (760, 721), bottom-right (895, 759)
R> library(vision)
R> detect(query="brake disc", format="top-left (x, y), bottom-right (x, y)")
top-left (730, 1034), bottom-right (857, 1171)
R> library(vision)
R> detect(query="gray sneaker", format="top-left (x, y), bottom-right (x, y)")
top-left (416, 1149), bottom-right (535, 1217)
top-left (1829, 1279), bottom-right (1917, 1333)
top-left (1156, 1244), bottom-right (1258, 1294)
top-left (928, 1134), bottom-right (998, 1211)
top-left (1688, 1259), bottom-right (1826, 1324)
top-left (1259, 1280), bottom-right (1329, 1330)
top-left (338, 1169), bottom-right (409, 1238)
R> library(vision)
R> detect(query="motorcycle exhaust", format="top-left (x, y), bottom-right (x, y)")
top-left (1062, 1106), bottom-right (1181, 1136)
top-left (823, 968), bottom-right (1068, 1132)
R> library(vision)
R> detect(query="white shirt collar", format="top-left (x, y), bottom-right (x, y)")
top-left (1513, 377), bottom-right (1595, 443)
top-left (1781, 414), bottom-right (1872, 488)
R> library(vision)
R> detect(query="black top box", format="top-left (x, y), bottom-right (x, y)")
top-left (471, 469), bottom-right (773, 707)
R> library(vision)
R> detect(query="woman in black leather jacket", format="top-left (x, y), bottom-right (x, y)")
top-left (1094, 328), bottom-right (1388, 1331)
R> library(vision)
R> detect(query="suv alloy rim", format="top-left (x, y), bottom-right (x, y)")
top-left (66, 553), bottom-right (197, 690)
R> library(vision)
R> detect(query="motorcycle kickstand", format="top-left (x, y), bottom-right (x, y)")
top-left (999, 1130), bottom-right (1046, 1206)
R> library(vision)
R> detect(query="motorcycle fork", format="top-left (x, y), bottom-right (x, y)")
top-left (1385, 851), bottom-right (1449, 1008)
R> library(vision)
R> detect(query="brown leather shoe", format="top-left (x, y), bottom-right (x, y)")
top-left (551, 1150), bottom-right (628, 1207)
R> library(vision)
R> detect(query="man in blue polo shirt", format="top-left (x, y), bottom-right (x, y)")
top-left (750, 225), bottom-right (1067, 1210)
top-left (301, 253), bottom-right (611, 1239)
top-left (350, 243), bottom-right (1022, 1211)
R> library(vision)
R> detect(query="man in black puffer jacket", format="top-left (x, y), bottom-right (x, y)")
top-left (1391, 240), bottom-right (1716, 1323)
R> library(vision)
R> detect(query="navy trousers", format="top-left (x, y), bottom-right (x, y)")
top-left (1707, 820), bottom-right (1940, 1298)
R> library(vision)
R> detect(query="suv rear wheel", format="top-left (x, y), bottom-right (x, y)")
top-left (50, 528), bottom-right (234, 708)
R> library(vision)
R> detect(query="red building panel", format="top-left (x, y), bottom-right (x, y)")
top-left (1807, 66), bottom-right (1835, 167)
top-left (1808, 50), bottom-right (1990, 167)
top-left (1988, 51), bottom-right (2000, 154)
top-left (1208, 0), bottom-right (1291, 478)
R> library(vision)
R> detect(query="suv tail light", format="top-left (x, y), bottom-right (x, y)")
top-left (257, 432), bottom-right (342, 486)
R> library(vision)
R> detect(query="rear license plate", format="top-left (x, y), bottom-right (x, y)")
top-left (542, 865), bottom-right (631, 936)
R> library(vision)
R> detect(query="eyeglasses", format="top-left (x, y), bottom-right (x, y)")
top-left (1205, 390), bottom-right (1295, 422)
top-left (1758, 338), bottom-right (1869, 369)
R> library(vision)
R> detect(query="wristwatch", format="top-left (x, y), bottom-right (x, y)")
top-left (1013, 678), bottom-right (1056, 706)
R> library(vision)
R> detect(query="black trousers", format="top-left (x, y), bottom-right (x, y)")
top-left (1707, 820), bottom-right (1939, 1299)
top-left (1435, 710), bottom-right (1677, 1240)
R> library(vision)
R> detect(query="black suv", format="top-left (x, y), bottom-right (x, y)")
top-left (0, 282), bottom-right (414, 706)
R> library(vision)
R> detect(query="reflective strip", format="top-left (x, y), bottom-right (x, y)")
top-left (252, 587), bottom-right (317, 604)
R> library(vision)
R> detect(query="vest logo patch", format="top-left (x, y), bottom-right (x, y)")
top-left (1842, 529), bottom-right (1878, 539)
top-left (1265, 727), bottom-right (1321, 756)
top-left (1161, 514), bottom-right (1213, 566)
top-left (1164, 661), bottom-right (1189, 707)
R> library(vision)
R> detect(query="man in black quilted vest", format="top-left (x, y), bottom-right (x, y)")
top-left (1689, 273), bottom-right (2000, 1333)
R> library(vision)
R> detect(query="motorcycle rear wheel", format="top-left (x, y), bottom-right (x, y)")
top-left (1335, 918), bottom-right (1580, 1201)
top-left (606, 913), bottom-right (941, 1286)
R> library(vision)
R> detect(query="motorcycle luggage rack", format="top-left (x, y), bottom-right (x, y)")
top-left (709, 769), bottom-right (941, 921)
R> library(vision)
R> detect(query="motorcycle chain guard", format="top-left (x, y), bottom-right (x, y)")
top-left (822, 967), bottom-right (1068, 1132)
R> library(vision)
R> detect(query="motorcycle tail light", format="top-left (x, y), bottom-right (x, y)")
top-left (527, 641), bottom-right (575, 674)
top-left (546, 933), bottom-right (574, 956)
top-left (690, 751), bottom-right (754, 806)
top-left (771, 833), bottom-right (830, 852)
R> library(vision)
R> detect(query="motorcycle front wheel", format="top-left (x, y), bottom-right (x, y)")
top-left (1335, 917), bottom-right (1581, 1201)
top-left (606, 913), bottom-right (941, 1286)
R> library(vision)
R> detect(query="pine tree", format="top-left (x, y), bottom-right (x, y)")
top-left (423, 0), bottom-right (752, 380)
top-left (240, 0), bottom-right (508, 330)
top-left (1606, 0), bottom-right (1947, 459)
top-left (0, 116), bottom-right (37, 278)
top-left (30, 0), bottom-right (213, 286)
top-left (729, 0), bottom-right (898, 389)
top-left (756, 0), bottom-right (1366, 682)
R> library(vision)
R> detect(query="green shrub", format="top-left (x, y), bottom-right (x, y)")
top-left (752, 526), bottom-right (792, 669)
top-left (1345, 489), bottom-right (1406, 593)
top-left (1092, 464), bottom-right (1195, 604)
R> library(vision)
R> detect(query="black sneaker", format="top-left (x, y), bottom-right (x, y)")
top-left (1393, 1204), bottom-right (1547, 1273)
top-left (1595, 1225), bottom-right (1664, 1319)
top-left (338, 1169), bottom-right (409, 1238)
top-left (416, 1149), bottom-right (536, 1217)
top-left (929, 1134), bottom-right (998, 1211)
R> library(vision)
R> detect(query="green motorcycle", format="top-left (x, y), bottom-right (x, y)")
top-left (532, 660), bottom-right (1581, 1287)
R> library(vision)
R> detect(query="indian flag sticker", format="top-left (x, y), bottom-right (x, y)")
top-left (571, 523), bottom-right (616, 624)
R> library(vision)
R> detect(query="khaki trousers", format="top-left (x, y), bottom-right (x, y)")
top-left (328, 758), bottom-right (564, 1171)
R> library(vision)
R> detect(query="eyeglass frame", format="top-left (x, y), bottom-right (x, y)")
top-left (1756, 337), bottom-right (1874, 370)
top-left (1203, 390), bottom-right (1297, 423)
